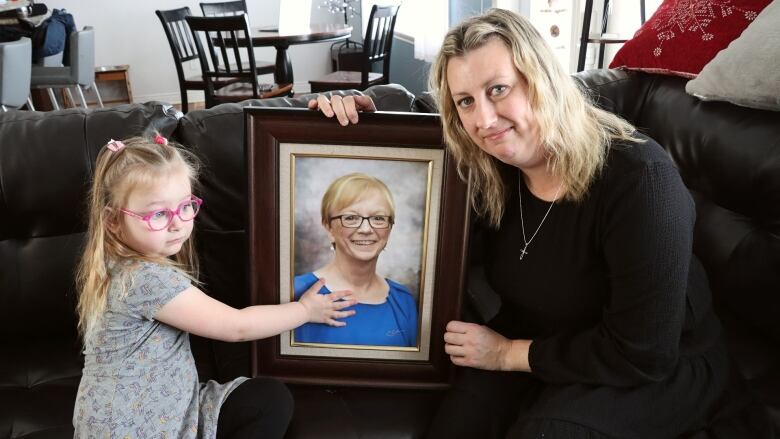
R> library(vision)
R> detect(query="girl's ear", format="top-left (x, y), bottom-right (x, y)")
top-left (105, 207), bottom-right (121, 235)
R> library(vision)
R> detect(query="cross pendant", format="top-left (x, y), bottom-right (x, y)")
top-left (519, 246), bottom-right (528, 260)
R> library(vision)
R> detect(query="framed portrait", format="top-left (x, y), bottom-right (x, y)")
top-left (246, 108), bottom-right (470, 388)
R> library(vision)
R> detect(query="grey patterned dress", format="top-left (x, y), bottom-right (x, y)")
top-left (73, 261), bottom-right (247, 438)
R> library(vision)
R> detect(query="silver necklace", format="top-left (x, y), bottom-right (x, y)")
top-left (518, 176), bottom-right (562, 261)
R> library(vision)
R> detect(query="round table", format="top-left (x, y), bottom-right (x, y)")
top-left (253, 24), bottom-right (352, 85)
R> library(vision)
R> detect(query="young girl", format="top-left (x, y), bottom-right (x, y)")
top-left (73, 134), bottom-right (356, 438)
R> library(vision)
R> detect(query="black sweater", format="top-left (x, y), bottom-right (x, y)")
top-left (480, 134), bottom-right (723, 388)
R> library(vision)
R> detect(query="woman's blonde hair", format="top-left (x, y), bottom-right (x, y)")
top-left (429, 8), bottom-right (639, 227)
top-left (320, 173), bottom-right (395, 225)
top-left (76, 135), bottom-right (201, 340)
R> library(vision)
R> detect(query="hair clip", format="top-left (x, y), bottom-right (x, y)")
top-left (106, 139), bottom-right (125, 152)
top-left (154, 134), bottom-right (168, 145)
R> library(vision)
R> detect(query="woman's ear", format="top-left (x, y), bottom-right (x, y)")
top-left (322, 220), bottom-right (337, 247)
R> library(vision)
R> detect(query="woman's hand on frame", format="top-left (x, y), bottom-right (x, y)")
top-left (308, 94), bottom-right (377, 126)
top-left (444, 320), bottom-right (532, 372)
top-left (298, 278), bottom-right (357, 326)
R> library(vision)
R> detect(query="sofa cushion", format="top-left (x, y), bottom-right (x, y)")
top-left (286, 385), bottom-right (444, 439)
top-left (0, 339), bottom-right (81, 439)
top-left (609, 0), bottom-right (771, 78)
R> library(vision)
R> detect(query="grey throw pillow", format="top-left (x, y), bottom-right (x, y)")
top-left (685, 0), bottom-right (780, 111)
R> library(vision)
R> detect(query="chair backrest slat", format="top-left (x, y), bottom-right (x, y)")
top-left (172, 21), bottom-right (196, 60)
top-left (229, 30), bottom-right (244, 73)
top-left (216, 30), bottom-right (230, 72)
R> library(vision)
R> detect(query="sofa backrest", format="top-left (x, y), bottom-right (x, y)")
top-left (0, 103), bottom-right (179, 396)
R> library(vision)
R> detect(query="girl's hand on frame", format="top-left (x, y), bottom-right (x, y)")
top-left (443, 320), bottom-right (532, 372)
top-left (298, 278), bottom-right (357, 326)
top-left (307, 94), bottom-right (377, 126)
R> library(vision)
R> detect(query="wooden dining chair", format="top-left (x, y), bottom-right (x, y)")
top-left (186, 14), bottom-right (292, 108)
top-left (199, 0), bottom-right (276, 78)
top-left (157, 7), bottom-right (236, 113)
top-left (309, 4), bottom-right (400, 93)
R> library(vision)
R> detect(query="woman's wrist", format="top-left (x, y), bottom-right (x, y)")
top-left (501, 339), bottom-right (532, 372)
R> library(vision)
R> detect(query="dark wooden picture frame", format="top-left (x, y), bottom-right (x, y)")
top-left (246, 108), bottom-right (470, 388)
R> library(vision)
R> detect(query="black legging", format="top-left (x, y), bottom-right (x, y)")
top-left (216, 377), bottom-right (294, 439)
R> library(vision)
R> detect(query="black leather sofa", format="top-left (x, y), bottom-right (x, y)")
top-left (1, 70), bottom-right (777, 438)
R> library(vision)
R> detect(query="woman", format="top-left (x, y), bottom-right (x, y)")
top-left (294, 173), bottom-right (418, 347)
top-left (310, 8), bottom-right (771, 439)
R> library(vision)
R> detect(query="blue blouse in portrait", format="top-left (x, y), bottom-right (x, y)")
top-left (293, 272), bottom-right (418, 347)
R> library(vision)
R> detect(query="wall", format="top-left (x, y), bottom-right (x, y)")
top-left (54, 0), bottom-right (340, 104)
top-left (388, 37), bottom-right (429, 96)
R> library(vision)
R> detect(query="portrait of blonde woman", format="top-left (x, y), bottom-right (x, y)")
top-left (293, 173), bottom-right (418, 347)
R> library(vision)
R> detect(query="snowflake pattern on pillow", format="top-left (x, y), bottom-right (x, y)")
top-left (609, 0), bottom-right (770, 78)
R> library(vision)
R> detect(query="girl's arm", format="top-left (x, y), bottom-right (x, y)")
top-left (154, 279), bottom-right (356, 342)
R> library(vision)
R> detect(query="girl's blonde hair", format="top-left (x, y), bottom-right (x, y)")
top-left (320, 173), bottom-right (395, 225)
top-left (76, 135), bottom-right (201, 339)
top-left (429, 8), bottom-right (639, 227)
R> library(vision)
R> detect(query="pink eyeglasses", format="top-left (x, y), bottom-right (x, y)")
top-left (120, 196), bottom-right (203, 231)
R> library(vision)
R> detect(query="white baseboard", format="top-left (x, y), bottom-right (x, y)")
top-left (132, 83), bottom-right (310, 105)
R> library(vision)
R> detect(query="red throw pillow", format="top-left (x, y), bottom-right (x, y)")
top-left (609, 0), bottom-right (771, 78)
